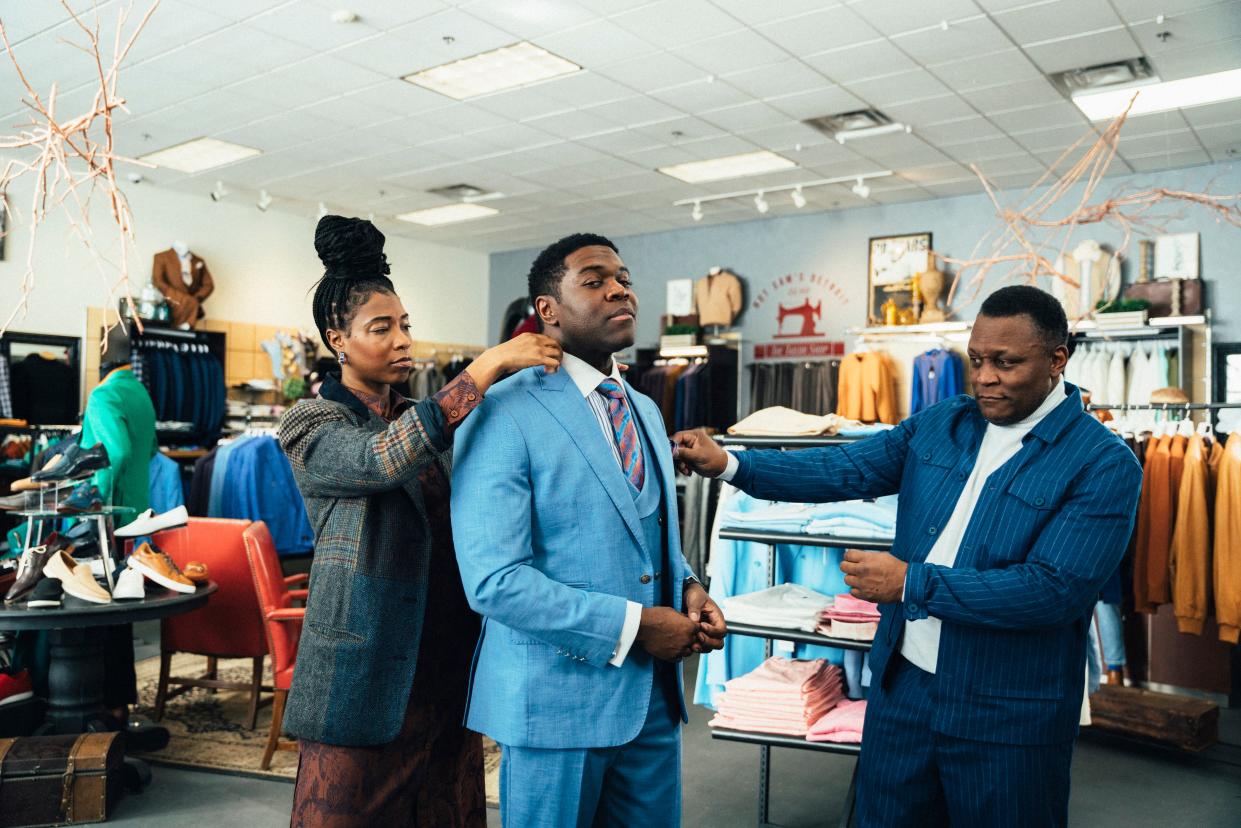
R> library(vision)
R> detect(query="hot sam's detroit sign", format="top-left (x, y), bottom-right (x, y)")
top-left (751, 272), bottom-right (848, 359)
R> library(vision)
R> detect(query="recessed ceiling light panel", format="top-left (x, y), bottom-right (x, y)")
top-left (1072, 67), bottom-right (1241, 120)
top-left (658, 150), bottom-right (796, 184)
top-left (137, 137), bottom-right (261, 173)
top-left (404, 41), bottom-right (580, 100)
top-left (396, 203), bottom-right (499, 226)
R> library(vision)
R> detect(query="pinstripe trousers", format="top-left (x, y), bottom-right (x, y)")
top-left (855, 656), bottom-right (1073, 828)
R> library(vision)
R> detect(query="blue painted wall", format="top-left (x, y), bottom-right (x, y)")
top-left (489, 160), bottom-right (1241, 352)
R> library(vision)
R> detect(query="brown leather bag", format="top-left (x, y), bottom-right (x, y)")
top-left (0, 733), bottom-right (122, 827)
top-left (1122, 279), bottom-right (1204, 317)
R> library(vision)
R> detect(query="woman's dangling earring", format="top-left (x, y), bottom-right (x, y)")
top-left (338, 352), bottom-right (348, 365)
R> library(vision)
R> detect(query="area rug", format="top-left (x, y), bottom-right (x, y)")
top-left (131, 652), bottom-right (500, 804)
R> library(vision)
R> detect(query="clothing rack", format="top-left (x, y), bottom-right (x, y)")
top-left (710, 433), bottom-right (885, 827)
top-left (1087, 402), bottom-right (1241, 411)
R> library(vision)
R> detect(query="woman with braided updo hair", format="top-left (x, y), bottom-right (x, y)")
top-left (278, 215), bottom-right (561, 826)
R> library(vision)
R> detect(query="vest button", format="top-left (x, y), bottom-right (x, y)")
top-left (640, 574), bottom-right (652, 584)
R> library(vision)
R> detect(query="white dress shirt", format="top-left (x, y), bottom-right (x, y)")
top-left (901, 378), bottom-right (1068, 673)
top-left (559, 352), bottom-right (644, 667)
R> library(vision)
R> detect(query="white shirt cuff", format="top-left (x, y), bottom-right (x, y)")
top-left (609, 600), bottom-right (643, 667)
top-left (718, 451), bottom-right (739, 482)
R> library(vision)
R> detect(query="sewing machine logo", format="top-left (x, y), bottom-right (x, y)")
top-left (775, 299), bottom-right (823, 339)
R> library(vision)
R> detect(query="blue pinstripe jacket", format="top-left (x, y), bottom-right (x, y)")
top-left (730, 382), bottom-right (1143, 745)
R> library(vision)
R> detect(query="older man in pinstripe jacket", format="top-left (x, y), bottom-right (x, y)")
top-left (674, 285), bottom-right (1143, 827)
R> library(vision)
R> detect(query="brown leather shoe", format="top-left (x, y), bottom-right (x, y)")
top-left (43, 549), bottom-right (109, 605)
top-left (4, 543), bottom-right (52, 604)
top-left (128, 542), bottom-right (195, 594)
top-left (182, 561), bottom-right (209, 585)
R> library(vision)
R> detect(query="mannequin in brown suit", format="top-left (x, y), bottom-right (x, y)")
top-left (152, 242), bottom-right (214, 327)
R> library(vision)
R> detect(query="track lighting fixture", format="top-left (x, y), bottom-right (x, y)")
top-left (691, 200), bottom-right (703, 222)
top-left (209, 180), bottom-right (228, 202)
top-left (754, 191), bottom-right (769, 214)
top-left (791, 186), bottom-right (806, 209)
top-left (851, 178), bottom-right (871, 199)
top-left (256, 189), bottom-right (272, 211)
top-left (670, 170), bottom-right (892, 212)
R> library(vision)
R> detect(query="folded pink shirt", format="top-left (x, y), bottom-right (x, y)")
top-left (806, 700), bottom-right (867, 743)
top-left (709, 657), bottom-right (847, 737)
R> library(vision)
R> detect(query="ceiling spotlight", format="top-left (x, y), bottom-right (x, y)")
top-left (791, 186), bottom-right (806, 209)
top-left (691, 201), bottom-right (703, 222)
top-left (256, 189), bottom-right (272, 211)
top-left (851, 178), bottom-right (870, 199)
top-left (317, 202), bottom-right (329, 219)
top-left (754, 191), bottom-right (769, 214)
top-left (126, 172), bottom-right (144, 184)
top-left (331, 9), bottom-right (360, 24)
top-left (209, 180), bottom-right (228, 202)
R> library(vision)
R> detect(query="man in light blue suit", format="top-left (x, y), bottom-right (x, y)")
top-left (452, 234), bottom-right (727, 827)
top-left (675, 286), bottom-right (1143, 827)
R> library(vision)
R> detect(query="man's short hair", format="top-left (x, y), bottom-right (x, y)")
top-left (978, 285), bottom-right (1069, 351)
top-left (527, 233), bottom-right (618, 305)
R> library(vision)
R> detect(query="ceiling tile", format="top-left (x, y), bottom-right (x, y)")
top-left (1126, 147), bottom-right (1213, 169)
top-left (721, 60), bottom-right (831, 99)
top-left (1129, 4), bottom-right (1241, 54)
top-left (671, 28), bottom-right (790, 76)
top-left (918, 116), bottom-right (1004, 145)
top-left (848, 135), bottom-right (955, 167)
top-left (1023, 29), bottom-right (1144, 74)
top-left (214, 109), bottom-right (351, 153)
top-left (595, 51), bottom-right (708, 92)
top-left (738, 121), bottom-right (834, 151)
top-left (613, 0), bottom-right (743, 48)
top-left (699, 101), bottom-right (789, 132)
top-left (536, 19), bottom-right (661, 67)
top-left (898, 161), bottom-right (975, 184)
top-left (649, 78), bottom-right (753, 112)
top-left (803, 40), bottom-right (918, 84)
top-left (608, 95), bottom-right (695, 128)
top-left (756, 6), bottom-right (881, 55)
top-left (851, 0), bottom-right (981, 36)
top-left (121, 0), bottom-right (233, 64)
top-left (537, 72), bottom-right (634, 108)
top-left (883, 95), bottom-right (979, 127)
top-left (1183, 98), bottom-right (1241, 127)
top-left (174, 0), bottom-right (303, 23)
top-left (1149, 35), bottom-right (1241, 81)
top-left (960, 78), bottom-right (1066, 112)
top-left (184, 24), bottom-right (319, 73)
top-left (1114, 110), bottom-right (1193, 136)
top-left (245, 3), bottom-right (384, 51)
top-left (1117, 128), bottom-right (1205, 156)
top-left (347, 80), bottom-right (454, 117)
top-left (943, 134), bottom-right (1031, 161)
top-left (631, 115), bottom-right (727, 143)
top-left (457, 0), bottom-right (594, 39)
top-left (845, 69), bottom-right (952, 108)
top-left (230, 57), bottom-right (390, 109)
top-left (987, 101), bottom-right (1088, 132)
top-left (921, 179), bottom-right (984, 197)
top-left (1011, 123), bottom-right (1102, 152)
top-left (523, 106), bottom-right (626, 139)
top-left (993, 0), bottom-right (1124, 45)
top-left (707, 0), bottom-right (836, 26)
top-left (334, 9), bottom-right (515, 77)
top-left (576, 129), bottom-right (663, 154)
top-left (1190, 120), bottom-right (1241, 149)
top-left (677, 134), bottom-right (767, 160)
top-left (1110, 0), bottom-right (1236, 22)
top-left (927, 49), bottom-right (1045, 93)
top-left (767, 86), bottom-right (869, 120)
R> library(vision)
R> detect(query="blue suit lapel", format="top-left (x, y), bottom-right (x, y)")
top-left (529, 368), bottom-right (648, 559)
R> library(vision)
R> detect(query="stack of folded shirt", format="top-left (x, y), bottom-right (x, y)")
top-left (728, 407), bottom-right (864, 436)
top-left (817, 594), bottom-right (881, 640)
top-left (709, 657), bottom-right (846, 737)
top-left (803, 495), bottom-right (898, 539)
top-left (807, 700), bottom-right (867, 743)
top-left (721, 584), bottom-right (835, 632)
top-left (720, 500), bottom-right (824, 532)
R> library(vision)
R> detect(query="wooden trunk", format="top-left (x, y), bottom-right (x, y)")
top-left (1088, 685), bottom-right (1219, 752)
top-left (0, 733), bottom-right (123, 827)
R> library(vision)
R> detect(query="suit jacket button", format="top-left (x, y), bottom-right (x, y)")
top-left (640, 574), bottom-right (652, 584)
top-left (1035, 496), bottom-right (1045, 506)
top-left (658, 515), bottom-right (664, 526)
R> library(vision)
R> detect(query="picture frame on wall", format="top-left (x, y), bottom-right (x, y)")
top-left (868, 232), bottom-right (931, 323)
top-left (1153, 232), bottom-right (1199, 279)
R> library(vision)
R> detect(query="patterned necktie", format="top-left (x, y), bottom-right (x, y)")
top-left (597, 378), bottom-right (644, 489)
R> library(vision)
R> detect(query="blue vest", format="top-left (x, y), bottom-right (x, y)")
top-left (631, 404), bottom-right (672, 607)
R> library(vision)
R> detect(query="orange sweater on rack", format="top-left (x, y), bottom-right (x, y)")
top-left (1213, 433), bottom-right (1241, 644)
top-left (1149, 434), bottom-right (1188, 605)
top-left (1171, 434), bottom-right (1211, 634)
top-left (836, 352), bottom-right (899, 425)
top-left (1134, 434), bottom-right (1169, 613)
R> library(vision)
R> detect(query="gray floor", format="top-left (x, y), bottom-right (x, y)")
top-left (109, 640), bottom-right (1241, 827)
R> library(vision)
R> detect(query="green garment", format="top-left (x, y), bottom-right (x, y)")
top-left (79, 368), bottom-right (157, 523)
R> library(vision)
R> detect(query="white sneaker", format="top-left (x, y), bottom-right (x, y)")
top-left (113, 566), bottom-right (146, 600)
top-left (115, 505), bottom-right (189, 538)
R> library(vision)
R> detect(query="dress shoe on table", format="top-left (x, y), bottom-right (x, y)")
top-left (0, 492), bottom-right (34, 511)
top-left (2, 532), bottom-right (70, 604)
top-left (116, 505), bottom-right (188, 538)
top-left (128, 542), bottom-right (196, 594)
top-left (32, 442), bottom-right (109, 482)
top-left (113, 567), bottom-right (145, 601)
top-left (182, 561), bottom-right (209, 585)
top-left (44, 549), bottom-right (111, 604)
top-left (56, 483), bottom-right (104, 515)
top-left (26, 577), bottom-right (63, 608)
top-left (9, 475), bottom-right (47, 493)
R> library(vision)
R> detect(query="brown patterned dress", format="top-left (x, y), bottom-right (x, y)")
top-left (290, 374), bottom-right (486, 828)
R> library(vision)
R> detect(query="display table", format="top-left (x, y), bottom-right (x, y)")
top-left (0, 583), bottom-right (216, 734)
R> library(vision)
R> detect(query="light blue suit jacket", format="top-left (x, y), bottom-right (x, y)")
top-left (451, 366), bottom-right (693, 749)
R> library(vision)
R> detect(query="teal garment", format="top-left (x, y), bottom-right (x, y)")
top-left (79, 368), bottom-right (157, 525)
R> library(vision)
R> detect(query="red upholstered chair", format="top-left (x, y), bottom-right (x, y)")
top-left (242, 520), bottom-right (304, 769)
top-left (152, 517), bottom-right (308, 729)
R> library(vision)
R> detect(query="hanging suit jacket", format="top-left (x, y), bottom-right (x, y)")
top-left (729, 383), bottom-right (1142, 745)
top-left (451, 366), bottom-right (694, 749)
top-left (152, 248), bottom-right (214, 327)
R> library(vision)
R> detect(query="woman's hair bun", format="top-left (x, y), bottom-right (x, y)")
top-left (314, 214), bottom-right (391, 281)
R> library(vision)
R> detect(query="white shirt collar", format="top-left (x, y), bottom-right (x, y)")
top-left (560, 352), bottom-right (624, 399)
top-left (999, 377), bottom-right (1068, 430)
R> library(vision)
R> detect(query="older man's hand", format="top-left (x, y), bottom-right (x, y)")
top-left (840, 550), bottom-right (907, 604)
